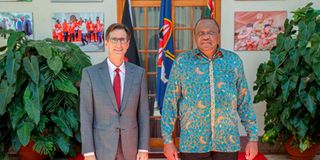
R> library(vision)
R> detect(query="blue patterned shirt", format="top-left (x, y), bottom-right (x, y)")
top-left (161, 48), bottom-right (258, 153)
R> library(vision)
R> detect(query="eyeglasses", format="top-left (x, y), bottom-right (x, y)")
top-left (197, 31), bottom-right (218, 38)
top-left (108, 37), bottom-right (128, 44)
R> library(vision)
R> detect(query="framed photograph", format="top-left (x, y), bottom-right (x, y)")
top-left (0, 0), bottom-right (31, 1)
top-left (235, 0), bottom-right (282, 1)
top-left (234, 11), bottom-right (287, 51)
top-left (51, 0), bottom-right (102, 2)
top-left (0, 12), bottom-right (33, 38)
top-left (51, 12), bottom-right (104, 52)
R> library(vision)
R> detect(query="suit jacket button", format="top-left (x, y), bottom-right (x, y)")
top-left (119, 113), bottom-right (122, 117)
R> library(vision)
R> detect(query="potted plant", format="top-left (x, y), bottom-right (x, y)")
top-left (253, 2), bottom-right (320, 159)
top-left (0, 30), bottom-right (91, 159)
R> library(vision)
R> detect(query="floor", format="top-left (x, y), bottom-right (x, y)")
top-left (150, 154), bottom-right (320, 160)
top-left (9, 154), bottom-right (320, 160)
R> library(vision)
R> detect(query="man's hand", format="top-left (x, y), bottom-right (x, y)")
top-left (164, 142), bottom-right (178, 160)
top-left (136, 151), bottom-right (148, 160)
top-left (84, 155), bottom-right (96, 160)
top-left (245, 141), bottom-right (258, 160)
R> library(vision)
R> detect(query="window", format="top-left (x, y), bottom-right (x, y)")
top-left (117, 0), bottom-right (221, 116)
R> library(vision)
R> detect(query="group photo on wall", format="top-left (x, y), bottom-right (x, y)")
top-left (0, 12), bottom-right (33, 38)
top-left (51, 12), bottom-right (104, 52)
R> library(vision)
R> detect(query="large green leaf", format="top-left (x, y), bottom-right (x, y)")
top-left (17, 121), bottom-right (34, 146)
top-left (281, 78), bottom-right (291, 102)
top-left (292, 118), bottom-right (308, 139)
top-left (5, 50), bottom-right (21, 85)
top-left (253, 84), bottom-right (267, 103)
top-left (51, 110), bottom-right (73, 137)
top-left (270, 50), bottom-right (287, 67)
top-left (253, 62), bottom-right (267, 90)
top-left (75, 130), bottom-right (81, 143)
top-left (23, 82), bottom-right (42, 124)
top-left (23, 56), bottom-right (39, 85)
top-left (66, 108), bottom-right (78, 131)
top-left (281, 74), bottom-right (299, 102)
top-left (33, 41), bottom-right (52, 59)
top-left (0, 59), bottom-right (4, 78)
top-left (310, 33), bottom-right (320, 78)
top-left (283, 19), bottom-right (292, 36)
top-left (284, 37), bottom-right (295, 52)
top-left (299, 139), bottom-right (311, 152)
top-left (56, 134), bottom-right (70, 155)
top-left (54, 79), bottom-right (78, 95)
top-left (11, 132), bottom-right (21, 152)
top-left (299, 90), bottom-right (316, 118)
top-left (292, 96), bottom-right (302, 110)
top-left (14, 68), bottom-right (28, 94)
top-left (8, 102), bottom-right (26, 129)
top-left (265, 61), bottom-right (282, 95)
top-left (280, 107), bottom-right (292, 131)
top-left (261, 125), bottom-right (282, 144)
top-left (47, 56), bottom-right (62, 75)
top-left (7, 32), bottom-right (24, 51)
top-left (300, 48), bottom-right (312, 66)
top-left (288, 49), bottom-right (300, 70)
top-left (297, 21), bottom-right (315, 48)
top-left (0, 80), bottom-right (15, 115)
top-left (36, 115), bottom-right (49, 133)
top-left (275, 34), bottom-right (285, 52)
top-left (11, 133), bottom-right (22, 152)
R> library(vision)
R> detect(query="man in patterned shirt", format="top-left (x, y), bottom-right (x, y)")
top-left (161, 18), bottom-right (258, 160)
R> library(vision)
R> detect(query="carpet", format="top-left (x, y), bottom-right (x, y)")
top-left (238, 152), bottom-right (268, 160)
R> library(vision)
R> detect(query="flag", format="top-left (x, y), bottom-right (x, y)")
top-left (156, 0), bottom-right (175, 114)
top-left (121, 0), bottom-right (140, 65)
top-left (206, 0), bottom-right (215, 19)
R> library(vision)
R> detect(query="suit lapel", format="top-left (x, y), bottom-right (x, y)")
top-left (120, 63), bottom-right (135, 112)
top-left (97, 60), bottom-right (119, 112)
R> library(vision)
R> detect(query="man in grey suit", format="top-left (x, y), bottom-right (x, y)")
top-left (80, 23), bottom-right (149, 160)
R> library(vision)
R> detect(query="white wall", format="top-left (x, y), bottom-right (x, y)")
top-left (1, 0), bottom-right (319, 136)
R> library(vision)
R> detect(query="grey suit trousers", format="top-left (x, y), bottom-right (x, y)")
top-left (116, 133), bottom-right (125, 160)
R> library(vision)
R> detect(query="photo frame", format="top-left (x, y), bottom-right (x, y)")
top-left (51, 12), bottom-right (104, 52)
top-left (0, 12), bottom-right (33, 39)
top-left (51, 0), bottom-right (102, 2)
top-left (235, 0), bottom-right (282, 1)
top-left (0, 0), bottom-right (31, 2)
top-left (234, 11), bottom-right (287, 51)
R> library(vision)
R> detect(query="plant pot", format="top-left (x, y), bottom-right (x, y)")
top-left (18, 141), bottom-right (47, 160)
top-left (284, 138), bottom-right (320, 160)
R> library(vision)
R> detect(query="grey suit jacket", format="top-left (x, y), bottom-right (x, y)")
top-left (80, 59), bottom-right (149, 160)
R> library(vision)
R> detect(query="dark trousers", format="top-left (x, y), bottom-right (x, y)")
top-left (181, 151), bottom-right (238, 160)
top-left (81, 33), bottom-right (88, 45)
top-left (63, 32), bottom-right (68, 42)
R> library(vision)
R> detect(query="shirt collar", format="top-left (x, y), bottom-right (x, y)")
top-left (193, 47), bottom-right (223, 60)
top-left (107, 58), bottom-right (126, 73)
